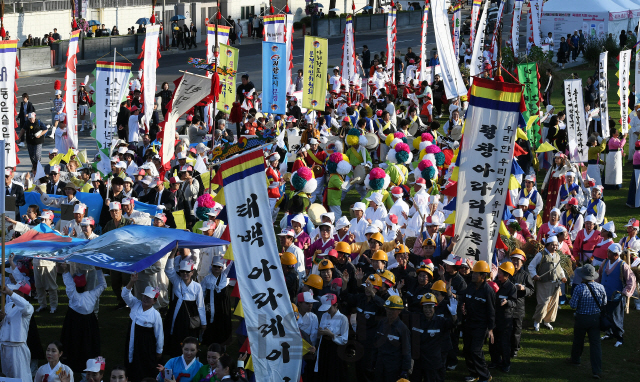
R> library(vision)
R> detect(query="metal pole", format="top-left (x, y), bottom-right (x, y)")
top-left (1, 138), bottom-right (5, 313)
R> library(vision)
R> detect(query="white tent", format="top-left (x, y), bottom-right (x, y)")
top-left (611, 0), bottom-right (640, 31)
top-left (541, 0), bottom-right (629, 46)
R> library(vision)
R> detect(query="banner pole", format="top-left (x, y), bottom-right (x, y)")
top-left (1, 137), bottom-right (5, 312)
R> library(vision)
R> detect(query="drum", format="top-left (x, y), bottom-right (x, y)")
top-left (365, 133), bottom-right (380, 150)
top-left (408, 121), bottom-right (419, 137)
top-left (308, 203), bottom-right (328, 226)
top-left (351, 164), bottom-right (367, 185)
top-left (312, 164), bottom-right (325, 178)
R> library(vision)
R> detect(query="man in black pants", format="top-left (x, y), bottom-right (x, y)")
top-left (509, 250), bottom-right (534, 358)
top-left (459, 260), bottom-right (495, 382)
top-left (489, 261), bottom-right (517, 373)
top-left (432, 74), bottom-right (444, 118)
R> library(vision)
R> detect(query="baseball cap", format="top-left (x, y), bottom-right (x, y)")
top-left (198, 220), bottom-right (216, 231)
top-left (318, 293), bottom-right (337, 311)
top-left (297, 291), bottom-right (317, 303)
top-left (109, 202), bottom-right (121, 211)
top-left (278, 227), bottom-right (295, 237)
top-left (84, 358), bottom-right (105, 372)
top-left (142, 286), bottom-right (160, 299)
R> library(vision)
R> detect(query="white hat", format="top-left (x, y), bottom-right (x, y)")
top-left (512, 209), bottom-right (523, 218)
top-left (73, 204), bottom-right (86, 214)
top-left (198, 220), bottom-right (216, 231)
top-left (118, 146), bottom-right (128, 154)
top-left (352, 202), bottom-right (366, 211)
top-left (585, 214), bottom-right (597, 223)
top-left (83, 358), bottom-right (103, 373)
top-left (524, 174), bottom-right (536, 182)
top-left (365, 225), bottom-right (379, 235)
top-left (4, 168), bottom-right (11, 176)
top-left (320, 212), bottom-right (336, 224)
top-left (109, 202), bottom-right (121, 210)
top-left (179, 260), bottom-right (195, 272)
top-left (608, 243), bottom-right (622, 254)
top-left (123, 176), bottom-right (133, 184)
top-left (428, 195), bottom-right (441, 204)
top-left (142, 286), bottom-right (160, 299)
top-left (39, 210), bottom-right (54, 220)
top-left (211, 256), bottom-right (225, 267)
top-left (125, 150), bottom-right (135, 156)
top-left (142, 176), bottom-right (153, 185)
top-left (565, 171), bottom-right (575, 177)
top-left (196, 143), bottom-right (209, 153)
top-left (121, 197), bottom-right (135, 206)
top-left (80, 217), bottom-right (95, 226)
top-left (176, 151), bottom-right (187, 160)
top-left (550, 207), bottom-right (561, 216)
top-left (50, 165), bottom-right (61, 173)
top-left (442, 254), bottom-right (461, 266)
top-left (366, 192), bottom-right (384, 206)
top-left (49, 148), bottom-right (59, 154)
top-left (278, 228), bottom-right (296, 237)
top-left (372, 220), bottom-right (384, 232)
top-left (90, 173), bottom-right (101, 182)
top-left (545, 235), bottom-right (558, 244)
top-left (546, 105), bottom-right (554, 113)
top-left (298, 291), bottom-right (317, 303)
top-left (309, 138), bottom-right (318, 145)
top-left (318, 293), bottom-right (337, 312)
top-left (553, 226), bottom-right (567, 234)
top-left (601, 221), bottom-right (616, 237)
top-left (110, 156), bottom-right (120, 163)
top-left (335, 216), bottom-right (350, 230)
top-left (116, 162), bottom-right (127, 169)
top-left (291, 214), bottom-right (307, 226)
top-left (518, 197), bottom-right (530, 206)
top-left (268, 152), bottom-right (281, 162)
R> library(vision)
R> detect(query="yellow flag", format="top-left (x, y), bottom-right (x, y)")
top-left (517, 127), bottom-right (529, 141)
top-left (302, 339), bottom-right (314, 356)
top-left (172, 210), bottom-right (187, 229)
top-left (77, 149), bottom-right (88, 164)
top-left (213, 187), bottom-right (225, 205)
top-left (200, 171), bottom-right (211, 190)
top-left (186, 157), bottom-right (196, 166)
top-left (450, 167), bottom-right (459, 182)
top-left (234, 300), bottom-right (244, 318)
top-left (525, 116), bottom-right (539, 132)
top-left (244, 355), bottom-right (254, 372)
top-left (444, 211), bottom-right (456, 224)
top-left (302, 35), bottom-right (328, 111)
top-left (224, 244), bottom-right (234, 260)
top-left (49, 154), bottom-right (64, 166)
top-left (499, 220), bottom-right (510, 238)
top-left (535, 142), bottom-right (556, 153)
top-left (62, 149), bottom-right (75, 164)
top-left (508, 175), bottom-right (521, 190)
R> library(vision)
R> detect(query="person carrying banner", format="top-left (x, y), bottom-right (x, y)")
top-left (529, 235), bottom-right (567, 331)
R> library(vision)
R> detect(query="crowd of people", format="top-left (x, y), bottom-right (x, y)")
top-left (3, 8), bottom-right (640, 382)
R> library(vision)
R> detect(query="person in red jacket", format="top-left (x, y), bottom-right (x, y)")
top-left (572, 215), bottom-right (601, 264)
top-left (266, 152), bottom-right (284, 220)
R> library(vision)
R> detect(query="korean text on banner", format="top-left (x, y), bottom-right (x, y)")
top-left (220, 149), bottom-right (302, 381)
top-left (206, 24), bottom-right (230, 64)
top-left (64, 30), bottom-right (81, 149)
top-left (92, 61), bottom-right (132, 151)
top-left (619, 49), bottom-right (632, 134)
top-left (490, 1), bottom-right (505, 62)
top-left (470, 0), bottom-right (481, 47)
top-left (517, 62), bottom-right (540, 145)
top-left (302, 36), bottom-right (328, 111)
top-left (452, 2), bottom-right (461, 59)
top-left (636, 19), bottom-right (640, 104)
top-left (564, 79), bottom-right (588, 162)
top-left (470, 0), bottom-right (489, 81)
top-left (0, 40), bottom-right (17, 167)
top-left (285, 16), bottom-right (294, 92)
top-left (511, 0), bottom-right (523, 55)
top-left (264, 14), bottom-right (286, 41)
top-left (599, 52), bottom-right (609, 138)
top-left (162, 73), bottom-right (212, 168)
top-left (530, 0), bottom-right (542, 46)
top-left (217, 44), bottom-right (239, 113)
top-left (431, 0), bottom-right (467, 98)
top-left (341, 15), bottom-right (356, 87)
top-left (452, 78), bottom-right (523, 263)
top-left (418, 4), bottom-right (430, 82)
top-left (142, 25), bottom-right (160, 131)
top-left (262, 42), bottom-right (287, 115)
top-left (386, 10), bottom-right (397, 83)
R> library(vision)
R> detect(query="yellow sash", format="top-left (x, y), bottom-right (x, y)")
top-left (307, 150), bottom-right (324, 165)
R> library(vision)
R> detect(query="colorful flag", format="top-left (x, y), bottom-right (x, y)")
top-left (0, 40), bottom-right (18, 167)
top-left (64, 30), bottom-right (81, 149)
top-left (452, 78), bottom-right (524, 263)
top-left (431, 0), bottom-right (467, 98)
top-left (386, 9), bottom-right (397, 83)
top-left (217, 148), bottom-right (302, 381)
top-left (529, 0), bottom-right (542, 46)
top-left (206, 24), bottom-right (230, 130)
top-left (302, 36), bottom-right (328, 111)
top-left (341, 15), bottom-right (356, 87)
top-left (452, 2), bottom-right (462, 60)
top-left (92, 61), bottom-right (132, 152)
top-left (263, 14), bottom-right (286, 41)
top-left (470, 0), bottom-right (482, 47)
top-left (285, 16), bottom-right (294, 92)
top-left (141, 25), bottom-right (161, 130)
top-left (564, 79), bottom-right (588, 162)
top-left (517, 62), bottom-right (541, 145)
top-left (216, 44), bottom-right (239, 113)
top-left (262, 41), bottom-right (287, 115)
top-left (418, 3), bottom-right (430, 82)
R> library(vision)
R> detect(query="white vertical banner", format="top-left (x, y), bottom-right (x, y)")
top-left (219, 148), bottom-right (302, 382)
top-left (452, 3), bottom-right (461, 60)
top-left (264, 14), bottom-right (286, 42)
top-left (490, 1), bottom-right (505, 63)
top-left (0, 40), bottom-right (17, 167)
top-left (92, 61), bottom-right (131, 151)
top-left (564, 79), bottom-right (588, 163)
top-left (636, 19), bottom-right (640, 104)
top-left (341, 15), bottom-right (356, 87)
top-left (470, 0), bottom-right (481, 48)
top-left (161, 73), bottom-right (211, 169)
top-left (64, 30), bottom-right (80, 149)
top-left (530, 0), bottom-right (542, 46)
top-left (431, 0), bottom-right (467, 98)
top-left (619, 49), bottom-right (632, 134)
top-left (511, 0), bottom-right (523, 55)
top-left (470, 0), bottom-right (489, 81)
top-left (598, 52), bottom-right (610, 139)
top-left (142, 25), bottom-right (160, 130)
top-left (452, 78), bottom-right (522, 263)
top-left (387, 9), bottom-right (397, 83)
top-left (0, 139), bottom-right (5, 213)
top-left (285, 16), bottom-right (294, 92)
top-left (418, 4), bottom-right (430, 82)
top-left (205, 24), bottom-right (230, 131)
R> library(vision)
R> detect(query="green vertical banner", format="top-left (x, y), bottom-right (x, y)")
top-left (302, 36), bottom-right (328, 111)
top-left (517, 62), bottom-right (541, 147)
top-left (217, 43), bottom-right (239, 113)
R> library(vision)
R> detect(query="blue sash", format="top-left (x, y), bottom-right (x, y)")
top-left (587, 199), bottom-right (599, 216)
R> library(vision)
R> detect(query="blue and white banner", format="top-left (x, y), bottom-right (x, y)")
top-left (8, 224), bottom-right (228, 273)
top-left (20, 192), bottom-right (104, 223)
top-left (262, 41), bottom-right (287, 115)
top-left (218, 148), bottom-right (302, 381)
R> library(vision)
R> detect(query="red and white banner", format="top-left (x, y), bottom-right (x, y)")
top-left (387, 9), bottom-right (397, 83)
top-left (470, 0), bottom-right (481, 48)
top-left (205, 24), bottom-right (230, 130)
top-left (64, 30), bottom-right (80, 149)
top-left (490, 1), bottom-right (505, 63)
top-left (418, 2), bottom-right (430, 82)
top-left (635, 19), bottom-right (640, 106)
top-left (141, 25), bottom-right (161, 130)
top-left (470, 0), bottom-right (489, 81)
top-left (511, 0), bottom-right (523, 55)
top-left (452, 2), bottom-right (461, 60)
top-left (0, 40), bottom-right (18, 167)
top-left (285, 16), bottom-right (294, 92)
top-left (341, 15), bottom-right (356, 87)
top-left (530, 0), bottom-right (542, 46)
top-left (431, 0), bottom-right (467, 98)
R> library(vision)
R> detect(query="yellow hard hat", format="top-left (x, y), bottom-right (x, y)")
top-left (397, 379), bottom-right (410, 382)
top-left (510, 249), bottom-right (527, 261)
top-left (499, 261), bottom-right (515, 276)
top-left (367, 273), bottom-right (383, 288)
top-left (379, 270), bottom-right (396, 285)
top-left (318, 259), bottom-right (335, 271)
top-left (395, 244), bottom-right (410, 254)
top-left (431, 280), bottom-right (447, 293)
top-left (280, 252), bottom-right (298, 265)
top-left (416, 264), bottom-right (433, 278)
top-left (335, 241), bottom-right (352, 254)
top-left (303, 274), bottom-right (323, 290)
top-left (385, 295), bottom-right (404, 309)
top-left (422, 238), bottom-right (436, 247)
top-left (472, 260), bottom-right (491, 273)
top-left (420, 293), bottom-right (438, 305)
top-left (370, 232), bottom-right (385, 244)
top-left (291, 302), bottom-right (299, 313)
top-left (372, 250), bottom-right (389, 262)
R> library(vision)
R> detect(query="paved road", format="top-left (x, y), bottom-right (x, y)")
top-left (15, 7), bottom-right (526, 172)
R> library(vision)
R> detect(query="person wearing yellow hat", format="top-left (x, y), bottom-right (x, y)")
top-left (333, 242), bottom-right (357, 292)
top-left (412, 292), bottom-right (457, 382)
top-left (373, 296), bottom-right (411, 381)
top-left (316, 258), bottom-right (340, 295)
top-left (390, 244), bottom-right (417, 293)
top-left (439, 255), bottom-right (469, 371)
top-left (488, 261), bottom-right (518, 373)
top-left (301, 274), bottom-right (324, 298)
top-left (510, 250), bottom-right (534, 357)
top-left (458, 260), bottom-right (495, 382)
top-left (406, 264), bottom-right (433, 313)
top-left (281, 252), bottom-right (299, 303)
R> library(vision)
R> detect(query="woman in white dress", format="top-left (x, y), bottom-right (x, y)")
top-left (54, 121), bottom-right (73, 153)
top-left (33, 341), bottom-right (74, 382)
top-left (604, 127), bottom-right (627, 190)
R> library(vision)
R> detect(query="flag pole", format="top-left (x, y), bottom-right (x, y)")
top-left (1, 138), bottom-right (6, 313)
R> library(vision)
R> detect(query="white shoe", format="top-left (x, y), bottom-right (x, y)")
top-left (533, 322), bottom-right (540, 331)
top-left (601, 334), bottom-right (610, 340)
top-left (544, 323), bottom-right (554, 330)
top-left (614, 341), bottom-right (622, 347)
top-left (50, 308), bottom-right (56, 314)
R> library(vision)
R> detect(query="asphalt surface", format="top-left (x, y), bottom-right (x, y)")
top-left (15, 6), bottom-right (526, 172)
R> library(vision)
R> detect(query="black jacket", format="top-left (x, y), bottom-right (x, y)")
top-left (372, 317), bottom-right (412, 374)
top-left (459, 281), bottom-right (496, 331)
top-left (405, 283), bottom-right (432, 313)
top-left (46, 181), bottom-right (67, 195)
top-left (494, 279), bottom-right (518, 323)
top-left (6, 183), bottom-right (25, 207)
top-left (511, 267), bottom-right (535, 316)
top-left (444, 272), bottom-right (467, 297)
top-left (362, 49), bottom-right (371, 69)
top-left (236, 81), bottom-right (256, 103)
top-left (18, 101), bottom-right (35, 128)
top-left (413, 313), bottom-right (455, 368)
top-left (140, 188), bottom-right (176, 212)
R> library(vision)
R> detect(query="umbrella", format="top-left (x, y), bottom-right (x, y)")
top-left (87, 20), bottom-right (100, 26)
top-left (362, 5), bottom-right (373, 10)
top-left (329, 8), bottom-right (340, 11)
top-left (316, 3), bottom-right (325, 8)
top-left (170, 15), bottom-right (186, 21)
top-left (136, 17), bottom-right (150, 25)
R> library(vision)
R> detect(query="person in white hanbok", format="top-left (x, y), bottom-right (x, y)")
top-left (33, 341), bottom-right (74, 382)
top-left (0, 282), bottom-right (34, 381)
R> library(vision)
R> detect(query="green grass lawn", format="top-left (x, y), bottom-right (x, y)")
top-left (30, 62), bottom-right (640, 380)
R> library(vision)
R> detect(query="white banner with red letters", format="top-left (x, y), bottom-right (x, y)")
top-left (470, 0), bottom-right (489, 82)
top-left (64, 30), bottom-right (80, 149)
top-left (599, 52), bottom-right (609, 139)
top-left (0, 40), bottom-right (18, 167)
top-left (418, 4), bottom-right (430, 82)
top-left (142, 25), bottom-right (160, 131)
top-left (341, 15), bottom-right (356, 87)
